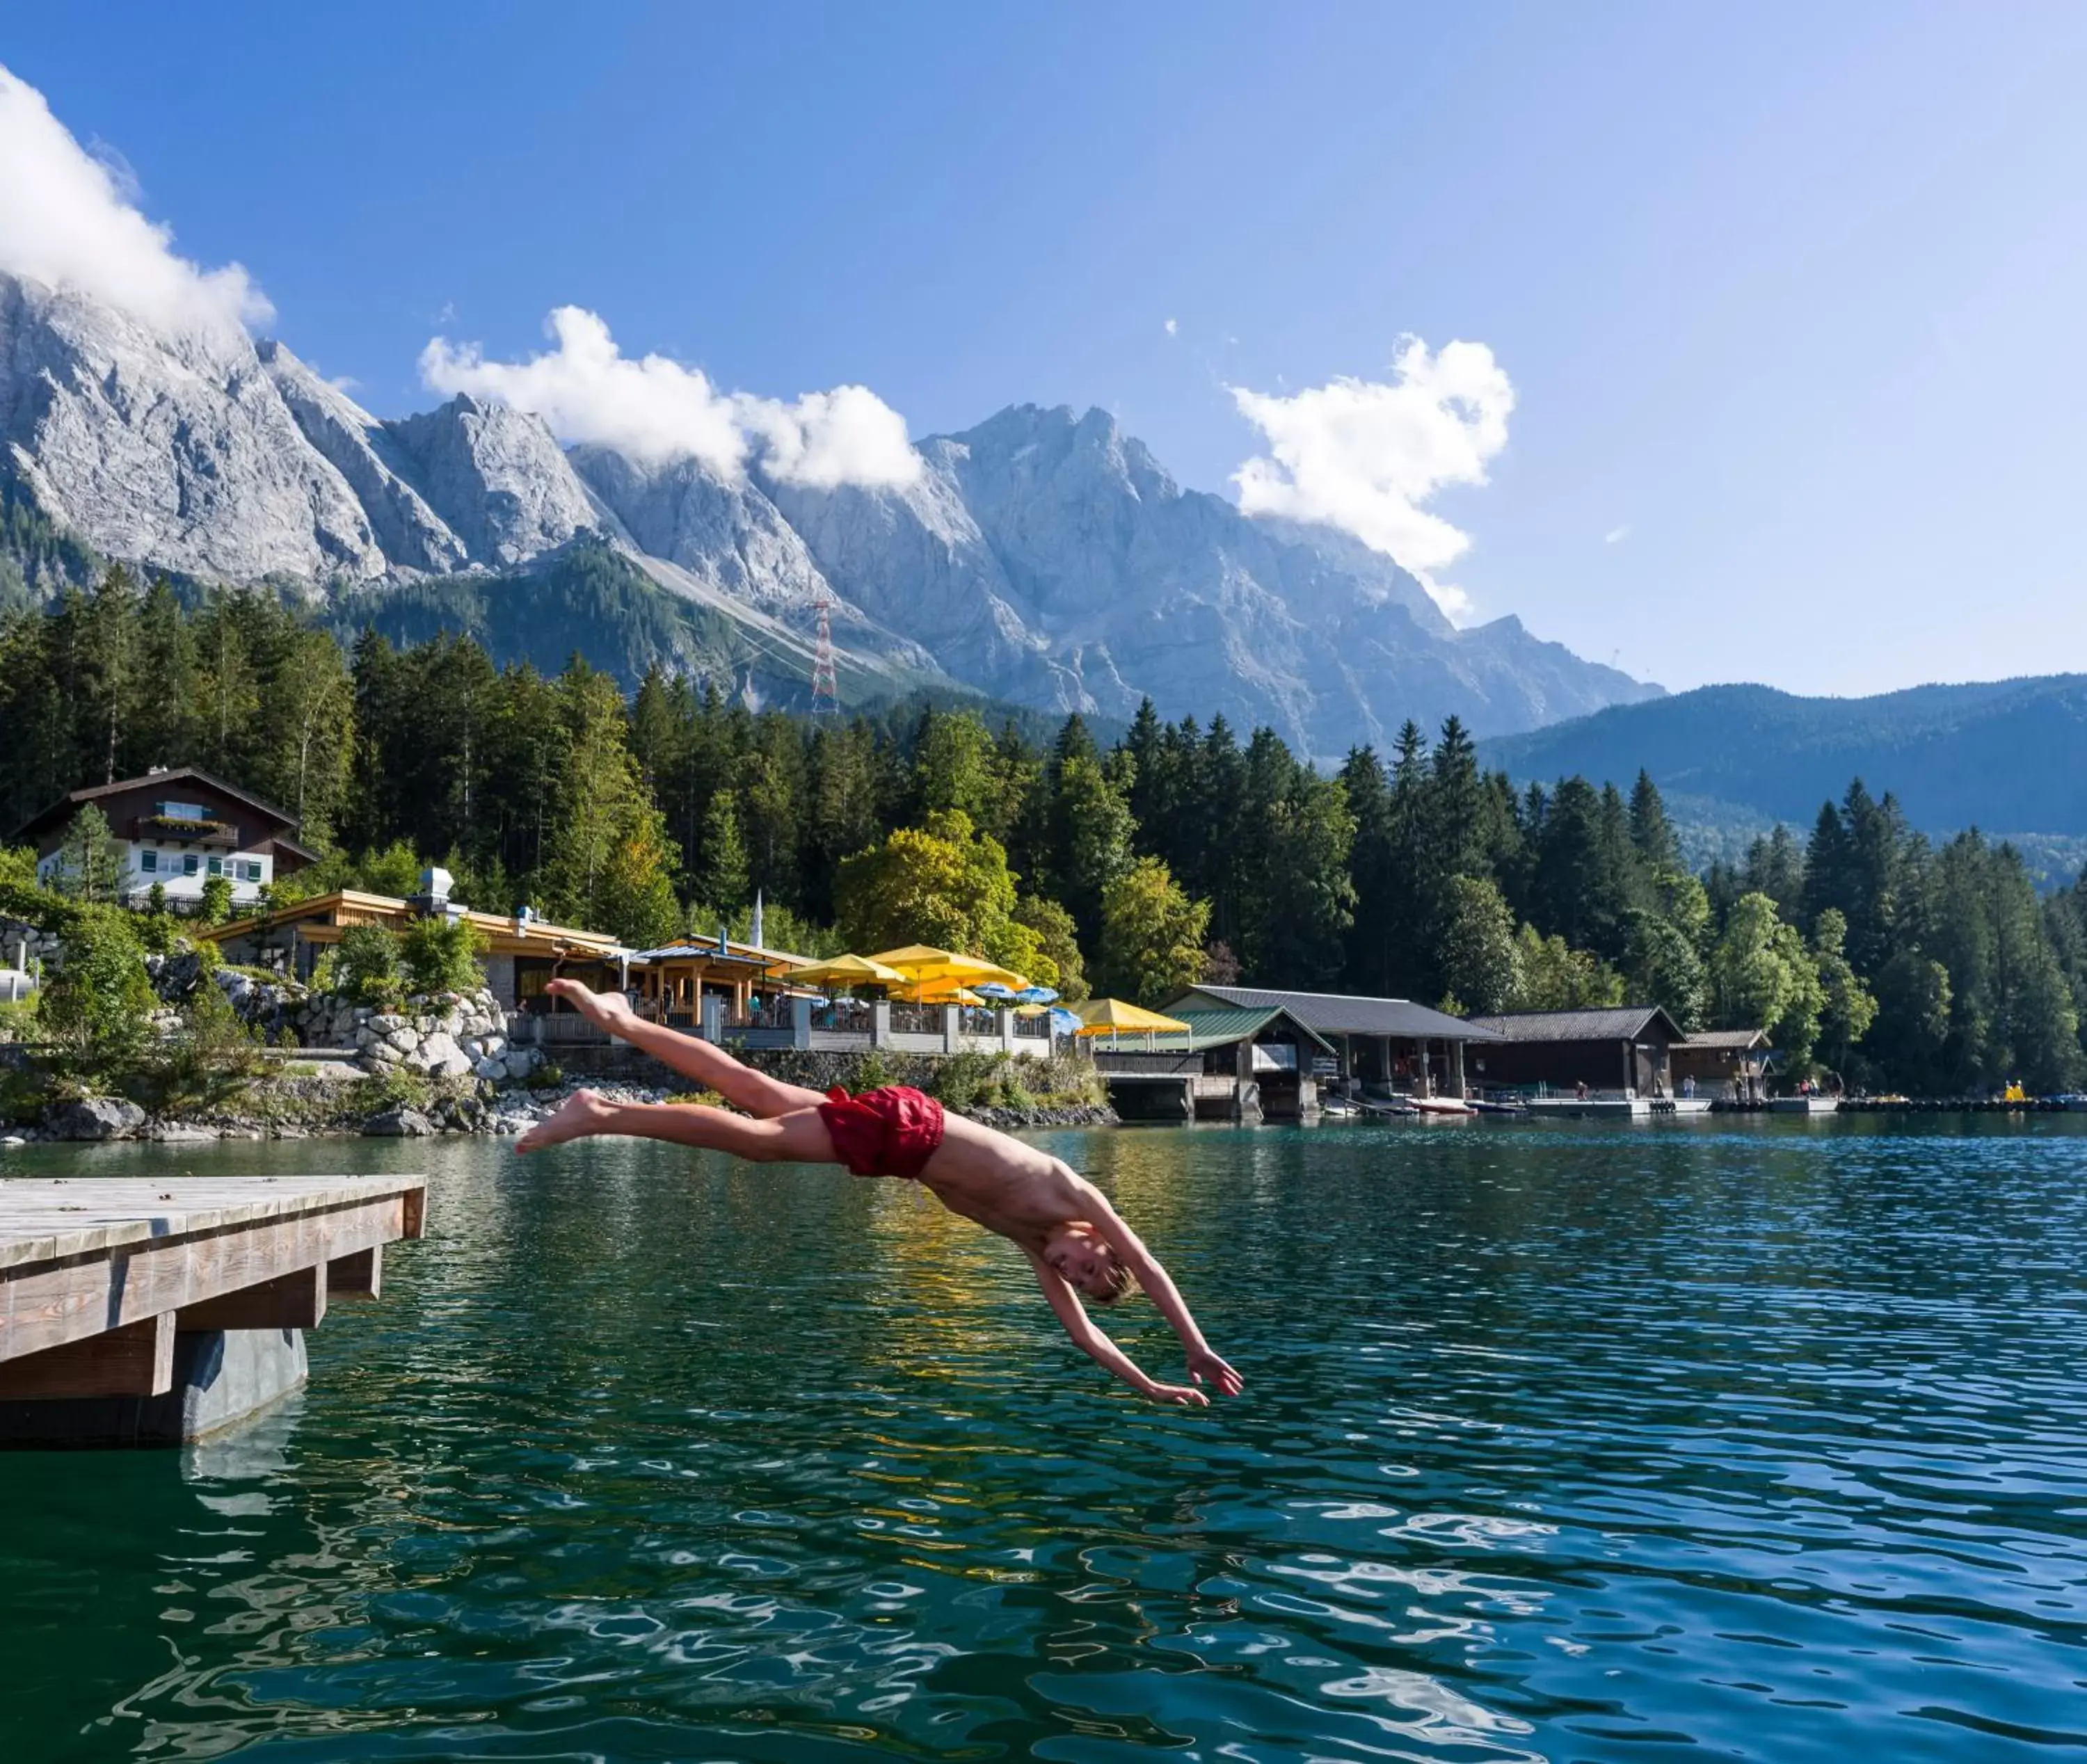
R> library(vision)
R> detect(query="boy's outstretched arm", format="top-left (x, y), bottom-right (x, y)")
top-left (1025, 1254), bottom-right (1208, 1406)
top-left (1080, 1195), bottom-right (1245, 1398)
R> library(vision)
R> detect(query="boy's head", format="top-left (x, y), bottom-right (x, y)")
top-left (1043, 1222), bottom-right (1135, 1304)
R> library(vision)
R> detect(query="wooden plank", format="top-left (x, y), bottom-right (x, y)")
top-left (0, 1312), bottom-right (174, 1399)
top-left (328, 1244), bottom-right (381, 1301)
top-left (0, 1192), bottom-right (405, 1363)
top-left (177, 1263), bottom-right (327, 1331)
top-left (0, 1176), bottom-right (426, 1270)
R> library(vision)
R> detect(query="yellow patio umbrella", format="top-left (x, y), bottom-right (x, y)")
top-left (1072, 998), bottom-right (1191, 1036)
top-left (786, 954), bottom-right (909, 988)
top-left (865, 945), bottom-right (1030, 991)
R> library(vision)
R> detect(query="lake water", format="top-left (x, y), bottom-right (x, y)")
top-left (4, 1117), bottom-right (2086, 1761)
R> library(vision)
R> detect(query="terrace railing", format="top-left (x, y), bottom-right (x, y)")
top-left (888, 1002), bottom-right (943, 1037)
top-left (726, 997), bottom-right (798, 1032)
top-left (812, 999), bottom-right (874, 1034)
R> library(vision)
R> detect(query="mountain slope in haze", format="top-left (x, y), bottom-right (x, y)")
top-left (1479, 678), bottom-right (2087, 836)
top-left (0, 268), bottom-right (1658, 742)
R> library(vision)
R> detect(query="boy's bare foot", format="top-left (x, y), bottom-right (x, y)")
top-left (545, 977), bottom-right (637, 1034)
top-left (515, 1087), bottom-right (615, 1153)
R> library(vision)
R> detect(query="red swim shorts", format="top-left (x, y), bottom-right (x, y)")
top-left (817, 1084), bottom-right (947, 1179)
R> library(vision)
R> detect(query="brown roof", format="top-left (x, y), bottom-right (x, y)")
top-left (10, 766), bottom-right (302, 844)
top-left (1678, 1027), bottom-right (1773, 1050)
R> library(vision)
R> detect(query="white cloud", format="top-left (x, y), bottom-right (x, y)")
top-left (0, 63), bottom-right (269, 335)
top-left (1164, 316), bottom-right (1178, 337)
top-left (1604, 524), bottom-right (1631, 545)
top-left (1229, 335), bottom-right (1514, 580)
top-left (420, 305), bottom-right (922, 490)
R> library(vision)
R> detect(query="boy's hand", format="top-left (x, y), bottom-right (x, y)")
top-left (1142, 1380), bottom-right (1210, 1406)
top-left (1186, 1347), bottom-right (1243, 1397)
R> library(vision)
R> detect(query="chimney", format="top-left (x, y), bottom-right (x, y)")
top-left (408, 866), bottom-right (464, 919)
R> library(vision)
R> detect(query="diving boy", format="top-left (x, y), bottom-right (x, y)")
top-left (517, 979), bottom-right (1242, 1407)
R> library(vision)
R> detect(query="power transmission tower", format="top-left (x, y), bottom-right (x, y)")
top-left (809, 586), bottom-right (840, 716)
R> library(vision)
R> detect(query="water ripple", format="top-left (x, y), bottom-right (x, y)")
top-left (3, 1119), bottom-right (2087, 1759)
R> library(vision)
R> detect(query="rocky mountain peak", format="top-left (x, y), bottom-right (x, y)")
top-left (0, 278), bottom-right (1661, 744)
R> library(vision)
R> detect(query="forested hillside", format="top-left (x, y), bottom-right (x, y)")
top-left (1480, 678), bottom-right (2087, 836)
top-left (9, 568), bottom-right (2087, 1093)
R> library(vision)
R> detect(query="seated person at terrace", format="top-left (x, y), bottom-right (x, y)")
top-left (518, 979), bottom-right (1242, 1406)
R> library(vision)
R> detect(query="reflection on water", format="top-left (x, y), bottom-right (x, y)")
top-left (3, 1118), bottom-right (2087, 1759)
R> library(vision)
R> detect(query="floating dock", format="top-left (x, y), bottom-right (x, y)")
top-left (1521, 1096), bottom-right (1716, 1120)
top-left (0, 1174), bottom-right (424, 1446)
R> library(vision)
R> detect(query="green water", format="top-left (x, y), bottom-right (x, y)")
top-left (3, 1118), bottom-right (2087, 1761)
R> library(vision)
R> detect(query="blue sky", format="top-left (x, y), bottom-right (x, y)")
top-left (6, 2), bottom-right (2084, 696)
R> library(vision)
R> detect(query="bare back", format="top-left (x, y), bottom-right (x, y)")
top-left (911, 1112), bottom-right (1101, 1247)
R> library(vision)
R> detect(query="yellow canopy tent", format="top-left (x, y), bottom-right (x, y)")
top-left (1073, 998), bottom-right (1190, 1034)
top-left (1072, 998), bottom-right (1192, 1048)
top-left (786, 954), bottom-right (908, 989)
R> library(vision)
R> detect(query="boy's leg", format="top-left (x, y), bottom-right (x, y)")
top-left (547, 980), bottom-right (827, 1118)
top-left (517, 1091), bottom-right (841, 1161)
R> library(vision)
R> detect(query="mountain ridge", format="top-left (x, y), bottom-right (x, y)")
top-left (0, 268), bottom-right (1659, 746)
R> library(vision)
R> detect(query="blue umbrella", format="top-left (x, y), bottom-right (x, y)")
top-left (974, 981), bottom-right (1020, 1001)
top-left (1049, 1007), bottom-right (1082, 1036)
top-left (1016, 985), bottom-right (1060, 1005)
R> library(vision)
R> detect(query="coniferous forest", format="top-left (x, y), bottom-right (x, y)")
top-left (5, 568), bottom-right (2086, 1094)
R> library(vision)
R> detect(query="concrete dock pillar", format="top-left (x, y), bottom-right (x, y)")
top-left (0, 1328), bottom-right (307, 1448)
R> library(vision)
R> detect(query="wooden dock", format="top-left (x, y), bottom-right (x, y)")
top-left (0, 1174), bottom-right (424, 1444)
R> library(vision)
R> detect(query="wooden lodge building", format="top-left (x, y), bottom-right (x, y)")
top-left (207, 883), bottom-right (632, 1009)
top-left (13, 767), bottom-right (316, 911)
top-left (209, 889), bottom-right (1056, 1064)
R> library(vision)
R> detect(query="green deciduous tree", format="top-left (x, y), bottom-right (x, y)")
top-left (1438, 875), bottom-right (1523, 1014)
top-left (1514, 924), bottom-right (1625, 1011)
top-left (1624, 909), bottom-right (1709, 1032)
top-left (399, 915), bottom-right (489, 997)
top-left (1096, 856), bottom-right (1210, 1007)
top-left (1710, 892), bottom-right (1827, 1069)
top-left (1810, 908), bottom-right (1878, 1080)
top-left (37, 905), bottom-right (153, 1069)
top-left (835, 810), bottom-right (1023, 962)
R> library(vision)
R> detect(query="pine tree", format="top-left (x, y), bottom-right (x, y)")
top-left (689, 788), bottom-right (751, 917)
top-left (1628, 770), bottom-right (1681, 872)
top-left (51, 805), bottom-right (131, 904)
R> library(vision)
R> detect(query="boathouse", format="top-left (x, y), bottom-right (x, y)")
top-left (1670, 1027), bottom-right (1773, 1102)
top-left (1462, 1005), bottom-right (1686, 1098)
top-left (1162, 985), bottom-right (1501, 1098)
top-left (1091, 1001), bottom-right (1338, 1122)
top-left (11, 767), bottom-right (316, 911)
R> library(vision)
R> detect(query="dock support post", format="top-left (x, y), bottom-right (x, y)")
top-left (0, 1326), bottom-right (308, 1448)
